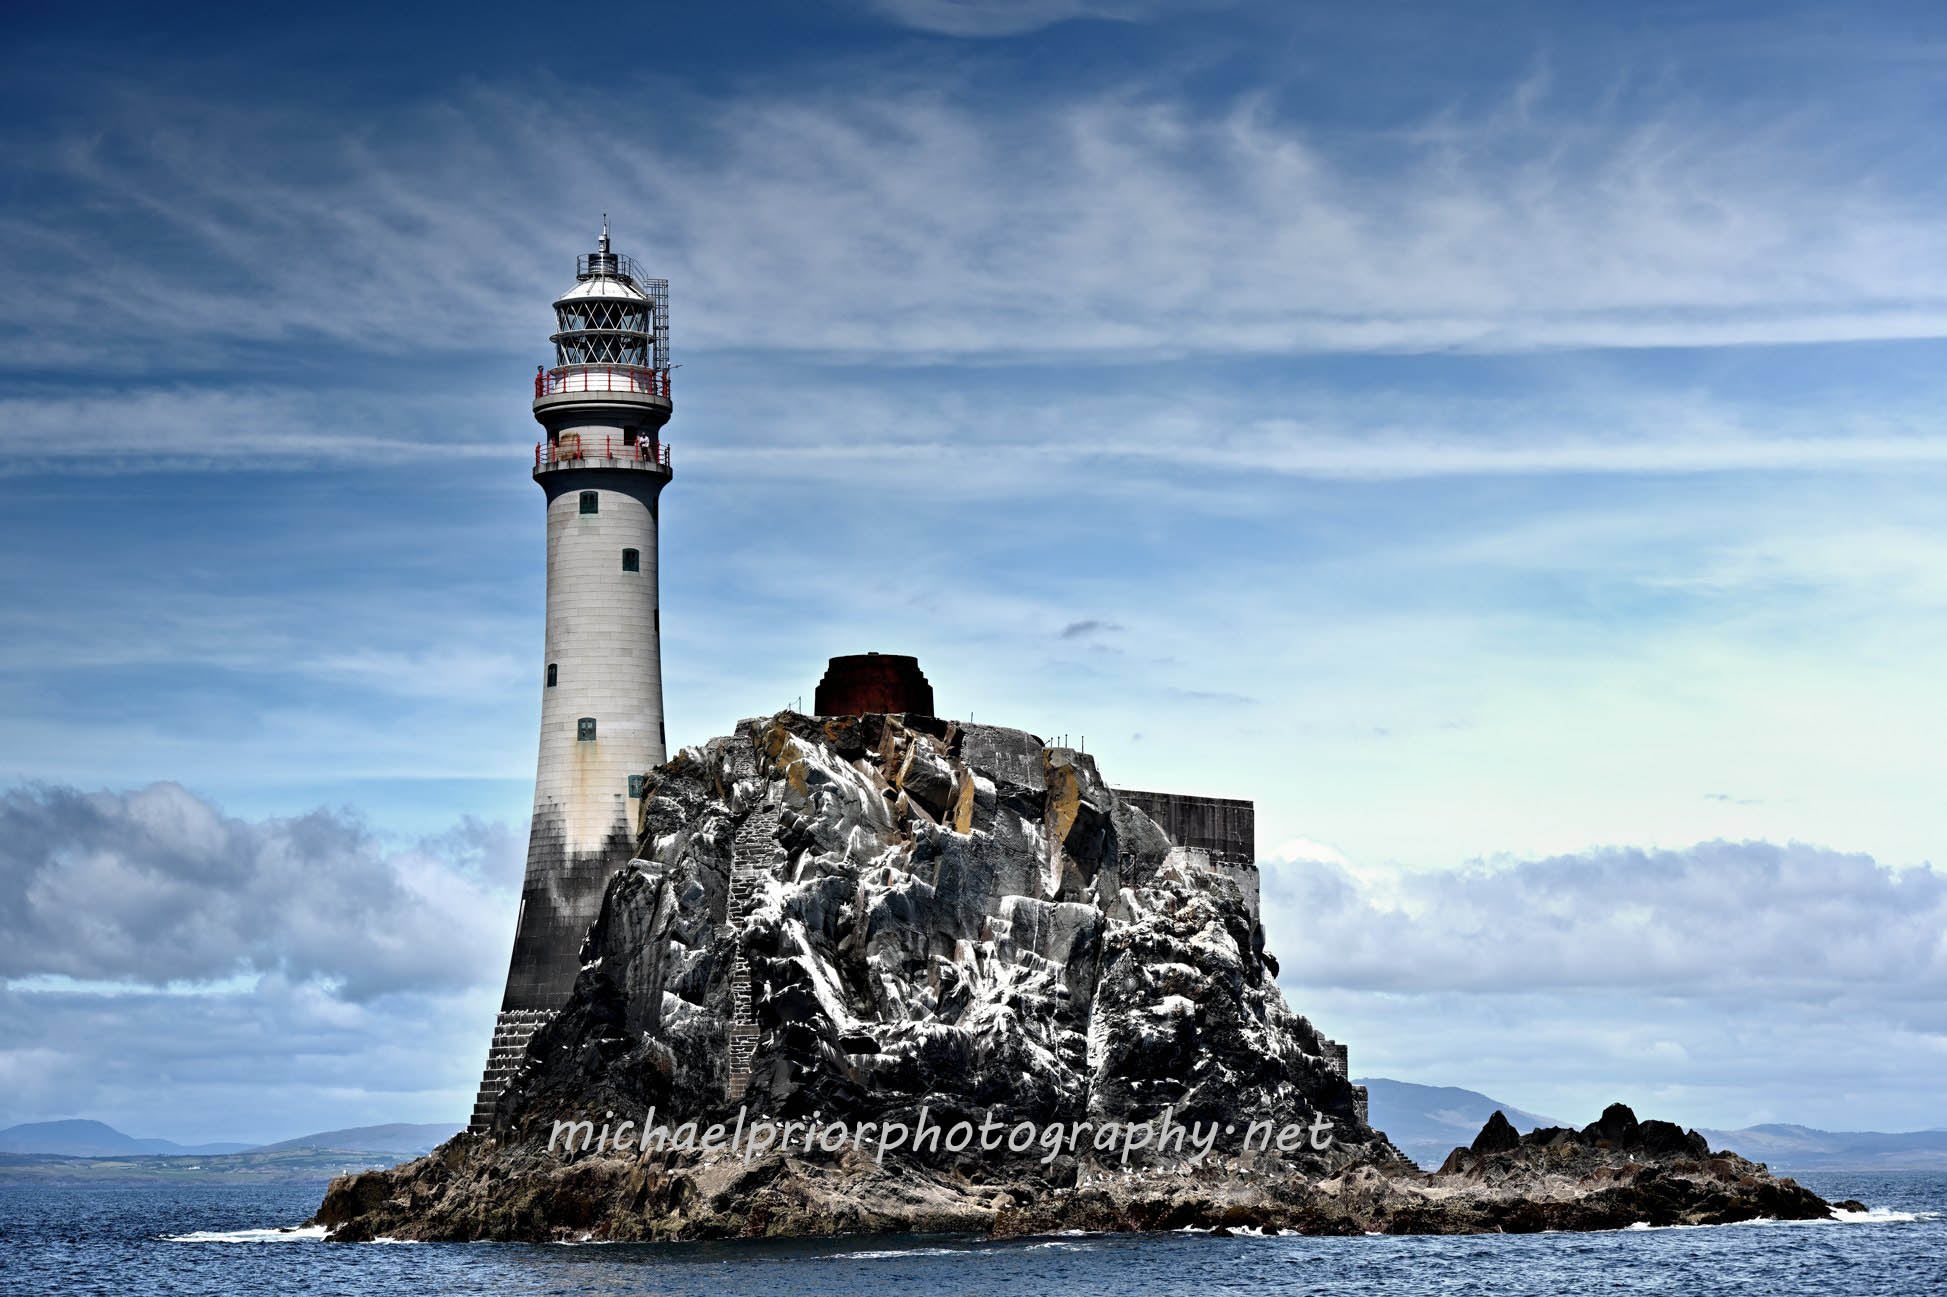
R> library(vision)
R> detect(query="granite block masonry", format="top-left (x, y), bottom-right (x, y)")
top-left (471, 224), bottom-right (676, 1131)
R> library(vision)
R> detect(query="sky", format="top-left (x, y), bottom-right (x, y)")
top-left (2, 0), bottom-right (1945, 1143)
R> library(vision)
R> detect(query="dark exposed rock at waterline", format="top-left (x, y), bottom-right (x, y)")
top-left (312, 1116), bottom-right (1836, 1242)
top-left (314, 713), bottom-right (1843, 1242)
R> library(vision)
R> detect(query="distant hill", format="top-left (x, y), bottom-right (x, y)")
top-left (0, 1118), bottom-right (457, 1161)
top-left (0, 1120), bottom-right (250, 1158)
top-left (0, 1145), bottom-right (410, 1186)
top-left (255, 1123), bottom-right (458, 1157)
top-left (1357, 1078), bottom-right (1565, 1168)
top-left (0, 1119), bottom-right (461, 1187)
top-left (1695, 1122), bottom-right (1947, 1171)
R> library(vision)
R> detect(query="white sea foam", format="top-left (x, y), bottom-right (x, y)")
top-left (1828, 1207), bottom-right (1931, 1224)
top-left (1622, 1207), bottom-right (1938, 1232)
top-left (823, 1246), bottom-right (972, 1260)
top-left (161, 1225), bottom-right (328, 1243)
top-left (1625, 1218), bottom-right (1782, 1232)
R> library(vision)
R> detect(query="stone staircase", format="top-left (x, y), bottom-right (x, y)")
top-left (726, 961), bottom-right (761, 1102)
top-left (468, 1007), bottom-right (554, 1132)
top-left (724, 805), bottom-right (779, 1102)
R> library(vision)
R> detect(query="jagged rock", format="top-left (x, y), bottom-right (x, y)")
top-left (1471, 1110), bottom-right (1521, 1155)
top-left (1404, 1106), bottom-right (1830, 1231)
top-left (314, 713), bottom-right (1845, 1242)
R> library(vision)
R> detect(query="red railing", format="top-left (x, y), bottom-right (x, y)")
top-left (534, 365), bottom-right (671, 399)
top-left (535, 435), bottom-right (672, 473)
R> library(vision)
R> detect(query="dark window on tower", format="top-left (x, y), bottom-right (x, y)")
top-left (546, 663), bottom-right (558, 687)
top-left (628, 774), bottom-right (646, 798)
top-left (579, 491), bottom-right (599, 515)
top-left (577, 717), bottom-right (597, 741)
top-left (623, 428), bottom-right (638, 446)
top-left (622, 548), bottom-right (640, 572)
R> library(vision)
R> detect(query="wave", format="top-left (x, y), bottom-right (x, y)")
top-left (1828, 1207), bottom-right (1933, 1224)
top-left (1623, 1207), bottom-right (1937, 1232)
top-left (161, 1225), bottom-right (328, 1244)
top-left (1622, 1220), bottom-right (1772, 1232)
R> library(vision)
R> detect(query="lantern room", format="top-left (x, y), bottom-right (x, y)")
top-left (548, 217), bottom-right (669, 371)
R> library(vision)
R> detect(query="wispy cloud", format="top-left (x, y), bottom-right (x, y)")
top-left (17, 79), bottom-right (1947, 376)
top-left (11, 372), bottom-right (1947, 485)
top-left (854, 0), bottom-right (1227, 37)
top-left (0, 386), bottom-right (518, 473)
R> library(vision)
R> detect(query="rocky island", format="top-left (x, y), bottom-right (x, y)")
top-left (316, 712), bottom-right (1843, 1240)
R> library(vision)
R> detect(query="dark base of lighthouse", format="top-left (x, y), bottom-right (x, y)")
top-left (470, 806), bottom-right (639, 1132)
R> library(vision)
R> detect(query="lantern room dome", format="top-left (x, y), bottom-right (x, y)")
top-left (547, 217), bottom-right (668, 370)
top-left (555, 275), bottom-right (649, 304)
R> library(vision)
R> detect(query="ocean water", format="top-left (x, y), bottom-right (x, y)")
top-left (0, 1172), bottom-right (1940, 1295)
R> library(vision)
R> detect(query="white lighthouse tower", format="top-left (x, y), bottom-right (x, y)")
top-left (471, 221), bottom-right (674, 1130)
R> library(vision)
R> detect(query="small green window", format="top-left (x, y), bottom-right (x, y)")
top-left (627, 774), bottom-right (646, 798)
top-left (577, 717), bottom-right (597, 741)
top-left (622, 548), bottom-right (640, 572)
top-left (579, 491), bottom-right (599, 515)
top-left (546, 663), bottom-right (557, 687)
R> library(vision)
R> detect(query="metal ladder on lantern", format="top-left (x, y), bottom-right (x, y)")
top-left (724, 806), bottom-right (778, 1101)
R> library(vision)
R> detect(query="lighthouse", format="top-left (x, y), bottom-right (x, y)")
top-left (471, 222), bottom-right (674, 1130)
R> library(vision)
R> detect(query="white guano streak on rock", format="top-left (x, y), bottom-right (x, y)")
top-left (783, 917), bottom-right (862, 1033)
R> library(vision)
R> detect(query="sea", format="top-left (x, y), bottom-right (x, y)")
top-left (0, 1171), bottom-right (1939, 1295)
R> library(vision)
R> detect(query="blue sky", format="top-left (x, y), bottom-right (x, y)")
top-left (3, 0), bottom-right (1946, 1143)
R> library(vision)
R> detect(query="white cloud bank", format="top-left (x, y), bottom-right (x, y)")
top-left (1264, 838), bottom-right (1947, 1003)
top-left (0, 783), bottom-right (519, 999)
top-left (0, 781), bottom-right (1940, 1136)
top-left (0, 784), bottom-right (523, 1141)
top-left (1261, 839), bottom-right (1947, 1129)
